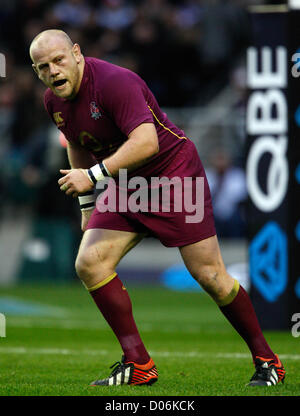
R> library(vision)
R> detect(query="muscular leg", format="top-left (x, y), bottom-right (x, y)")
top-left (76, 228), bottom-right (144, 288)
top-left (75, 228), bottom-right (151, 364)
top-left (179, 235), bottom-right (234, 303)
top-left (179, 235), bottom-right (276, 361)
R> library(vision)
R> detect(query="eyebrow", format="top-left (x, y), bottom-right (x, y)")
top-left (37, 55), bottom-right (65, 71)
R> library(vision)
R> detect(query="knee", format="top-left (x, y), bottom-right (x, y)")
top-left (192, 264), bottom-right (220, 291)
top-left (75, 248), bottom-right (95, 281)
top-left (190, 263), bottom-right (232, 300)
top-left (75, 245), bottom-right (114, 282)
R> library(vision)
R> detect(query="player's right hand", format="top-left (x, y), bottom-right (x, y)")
top-left (81, 208), bottom-right (94, 232)
top-left (59, 168), bottom-right (94, 196)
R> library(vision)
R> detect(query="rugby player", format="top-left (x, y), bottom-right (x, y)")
top-left (29, 29), bottom-right (285, 387)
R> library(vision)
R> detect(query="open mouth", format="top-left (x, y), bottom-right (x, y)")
top-left (53, 79), bottom-right (67, 88)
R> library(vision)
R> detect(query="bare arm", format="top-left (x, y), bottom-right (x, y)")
top-left (67, 141), bottom-right (96, 169)
top-left (103, 123), bottom-right (159, 176)
top-left (58, 122), bottom-right (159, 195)
top-left (64, 142), bottom-right (97, 231)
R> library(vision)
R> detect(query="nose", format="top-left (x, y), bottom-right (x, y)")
top-left (49, 63), bottom-right (59, 77)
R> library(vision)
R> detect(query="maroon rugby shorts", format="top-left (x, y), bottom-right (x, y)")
top-left (86, 139), bottom-right (216, 247)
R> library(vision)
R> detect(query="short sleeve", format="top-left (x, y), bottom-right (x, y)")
top-left (100, 71), bottom-right (154, 137)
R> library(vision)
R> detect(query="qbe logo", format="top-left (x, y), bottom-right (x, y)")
top-left (246, 46), bottom-right (288, 213)
top-left (0, 313), bottom-right (6, 337)
top-left (246, 45), bottom-right (289, 302)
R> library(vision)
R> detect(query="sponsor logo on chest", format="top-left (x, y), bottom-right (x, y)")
top-left (53, 112), bottom-right (65, 128)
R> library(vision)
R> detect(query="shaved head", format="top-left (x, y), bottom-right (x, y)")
top-left (30, 29), bottom-right (84, 99)
top-left (30, 29), bottom-right (74, 63)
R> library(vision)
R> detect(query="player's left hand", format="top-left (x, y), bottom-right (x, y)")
top-left (58, 169), bottom-right (94, 197)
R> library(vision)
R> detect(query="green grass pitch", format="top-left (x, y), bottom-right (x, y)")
top-left (0, 283), bottom-right (299, 396)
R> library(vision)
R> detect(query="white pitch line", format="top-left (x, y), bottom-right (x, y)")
top-left (0, 347), bottom-right (107, 356)
top-left (0, 347), bottom-right (299, 361)
top-left (5, 318), bottom-right (208, 333)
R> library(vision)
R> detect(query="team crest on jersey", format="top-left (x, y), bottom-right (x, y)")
top-left (90, 101), bottom-right (101, 120)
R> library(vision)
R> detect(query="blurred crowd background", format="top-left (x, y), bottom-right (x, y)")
top-left (0, 0), bottom-right (282, 284)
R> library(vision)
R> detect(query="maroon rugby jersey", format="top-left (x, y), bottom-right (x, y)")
top-left (44, 57), bottom-right (188, 178)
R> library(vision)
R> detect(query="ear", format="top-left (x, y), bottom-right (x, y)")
top-left (32, 63), bottom-right (38, 75)
top-left (72, 43), bottom-right (82, 63)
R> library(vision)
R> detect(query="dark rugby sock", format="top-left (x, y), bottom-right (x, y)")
top-left (218, 280), bottom-right (276, 361)
top-left (88, 273), bottom-right (150, 365)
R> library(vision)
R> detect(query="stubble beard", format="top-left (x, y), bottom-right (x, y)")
top-left (51, 65), bottom-right (80, 100)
